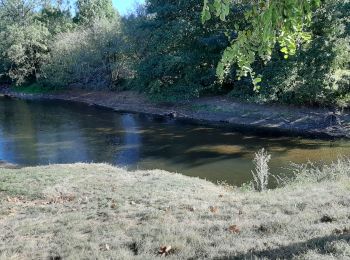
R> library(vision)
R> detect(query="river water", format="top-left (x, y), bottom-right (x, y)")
top-left (1, 96), bottom-right (349, 185)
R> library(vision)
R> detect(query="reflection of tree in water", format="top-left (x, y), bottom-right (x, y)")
top-left (0, 97), bottom-right (349, 185)
top-left (0, 128), bottom-right (12, 163)
top-left (0, 98), bottom-right (40, 164)
top-left (115, 114), bottom-right (141, 167)
top-left (0, 98), bottom-right (143, 166)
top-left (138, 122), bottom-right (344, 168)
top-left (0, 99), bottom-right (90, 164)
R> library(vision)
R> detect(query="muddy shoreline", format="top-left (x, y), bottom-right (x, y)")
top-left (1, 87), bottom-right (349, 139)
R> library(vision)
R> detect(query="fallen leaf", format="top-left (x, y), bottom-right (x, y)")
top-left (209, 206), bottom-right (219, 213)
top-left (186, 206), bottom-right (195, 212)
top-left (228, 225), bottom-right (240, 234)
top-left (48, 194), bottom-right (75, 204)
top-left (158, 245), bottom-right (172, 257)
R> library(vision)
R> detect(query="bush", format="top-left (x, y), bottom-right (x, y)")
top-left (289, 158), bottom-right (350, 185)
top-left (40, 19), bottom-right (131, 90)
top-left (0, 21), bottom-right (50, 86)
top-left (251, 148), bottom-right (271, 192)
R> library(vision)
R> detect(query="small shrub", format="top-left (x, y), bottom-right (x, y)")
top-left (273, 158), bottom-right (350, 188)
top-left (290, 158), bottom-right (350, 185)
top-left (251, 148), bottom-right (271, 192)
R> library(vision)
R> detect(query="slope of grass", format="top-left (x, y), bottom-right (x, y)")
top-left (0, 162), bottom-right (349, 259)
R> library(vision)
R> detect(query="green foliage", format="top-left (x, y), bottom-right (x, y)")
top-left (12, 82), bottom-right (57, 94)
top-left (202, 0), bottom-right (322, 88)
top-left (0, 0), bottom-right (348, 108)
top-left (0, 0), bottom-right (50, 85)
top-left (75, 0), bottom-right (119, 25)
top-left (255, 0), bottom-right (350, 107)
top-left (40, 19), bottom-right (129, 90)
top-left (38, 5), bottom-right (74, 35)
top-left (0, 0), bottom-right (127, 90)
top-left (132, 0), bottom-right (233, 102)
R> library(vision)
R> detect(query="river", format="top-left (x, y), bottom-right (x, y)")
top-left (1, 96), bottom-right (349, 186)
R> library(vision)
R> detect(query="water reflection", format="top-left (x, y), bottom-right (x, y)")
top-left (116, 114), bottom-right (141, 166)
top-left (1, 96), bottom-right (350, 186)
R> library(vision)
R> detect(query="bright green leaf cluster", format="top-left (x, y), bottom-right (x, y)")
top-left (202, 0), bottom-right (322, 89)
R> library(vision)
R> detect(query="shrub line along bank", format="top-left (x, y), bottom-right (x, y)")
top-left (1, 87), bottom-right (350, 139)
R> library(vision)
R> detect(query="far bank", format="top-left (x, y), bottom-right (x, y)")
top-left (1, 86), bottom-right (349, 139)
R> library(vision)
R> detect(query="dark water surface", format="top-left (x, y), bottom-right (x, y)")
top-left (1, 97), bottom-right (349, 185)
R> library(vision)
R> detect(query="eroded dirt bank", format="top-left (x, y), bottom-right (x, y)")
top-left (1, 87), bottom-right (349, 138)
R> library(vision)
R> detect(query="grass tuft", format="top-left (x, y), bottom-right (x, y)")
top-left (251, 148), bottom-right (271, 192)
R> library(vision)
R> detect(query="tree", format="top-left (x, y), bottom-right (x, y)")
top-left (202, 0), bottom-right (322, 89)
top-left (0, 0), bottom-right (50, 85)
top-left (257, 0), bottom-right (350, 106)
top-left (75, 0), bottom-right (119, 25)
top-left (37, 2), bottom-right (74, 35)
top-left (131, 0), bottom-right (236, 101)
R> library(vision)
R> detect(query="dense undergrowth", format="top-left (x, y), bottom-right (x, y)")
top-left (0, 0), bottom-right (349, 106)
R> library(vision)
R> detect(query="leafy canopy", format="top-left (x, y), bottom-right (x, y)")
top-left (202, 0), bottom-right (322, 89)
top-left (75, 0), bottom-right (118, 25)
top-left (132, 0), bottom-right (227, 101)
top-left (0, 0), bottom-right (50, 84)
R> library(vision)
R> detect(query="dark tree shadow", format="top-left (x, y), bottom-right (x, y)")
top-left (219, 233), bottom-right (350, 260)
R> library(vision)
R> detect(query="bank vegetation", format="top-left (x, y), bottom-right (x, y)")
top-left (0, 0), bottom-right (349, 106)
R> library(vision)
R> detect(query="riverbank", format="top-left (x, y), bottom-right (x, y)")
top-left (1, 86), bottom-right (350, 138)
top-left (0, 163), bottom-right (349, 259)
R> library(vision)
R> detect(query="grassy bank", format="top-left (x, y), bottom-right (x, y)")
top-left (0, 163), bottom-right (350, 259)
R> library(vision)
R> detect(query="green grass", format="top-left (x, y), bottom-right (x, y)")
top-left (0, 162), bottom-right (349, 259)
top-left (12, 83), bottom-right (61, 94)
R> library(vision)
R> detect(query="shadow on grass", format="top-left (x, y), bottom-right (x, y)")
top-left (221, 233), bottom-right (350, 260)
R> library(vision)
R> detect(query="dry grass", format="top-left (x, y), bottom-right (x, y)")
top-left (0, 162), bottom-right (349, 259)
top-left (251, 148), bottom-right (271, 192)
